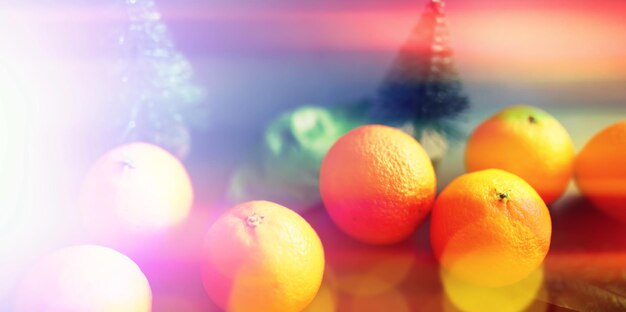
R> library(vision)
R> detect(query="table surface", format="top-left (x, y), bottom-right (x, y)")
top-left (5, 108), bottom-right (624, 311)
top-left (126, 109), bottom-right (626, 312)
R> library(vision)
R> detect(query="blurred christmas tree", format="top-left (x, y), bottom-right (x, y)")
top-left (112, 0), bottom-right (205, 158)
top-left (371, 0), bottom-right (469, 146)
top-left (227, 0), bottom-right (471, 209)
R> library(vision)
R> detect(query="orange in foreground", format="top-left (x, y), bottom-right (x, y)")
top-left (466, 105), bottom-right (575, 205)
top-left (575, 120), bottom-right (626, 223)
top-left (320, 125), bottom-right (436, 245)
top-left (430, 169), bottom-right (552, 287)
top-left (201, 201), bottom-right (325, 312)
top-left (15, 245), bottom-right (152, 312)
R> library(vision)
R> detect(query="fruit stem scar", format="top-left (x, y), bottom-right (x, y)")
top-left (528, 115), bottom-right (536, 124)
top-left (497, 191), bottom-right (509, 203)
top-left (246, 213), bottom-right (265, 227)
top-left (120, 159), bottom-right (136, 171)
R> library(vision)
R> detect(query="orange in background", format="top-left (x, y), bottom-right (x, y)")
top-left (466, 105), bottom-right (575, 205)
top-left (201, 201), bottom-right (324, 312)
top-left (430, 169), bottom-right (552, 287)
top-left (320, 125), bottom-right (436, 245)
top-left (79, 142), bottom-right (193, 241)
top-left (575, 120), bottom-right (626, 223)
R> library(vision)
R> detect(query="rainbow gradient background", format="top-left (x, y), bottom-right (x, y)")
top-left (1, 0), bottom-right (626, 310)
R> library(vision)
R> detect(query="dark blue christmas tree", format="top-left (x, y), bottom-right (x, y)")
top-left (372, 0), bottom-right (469, 139)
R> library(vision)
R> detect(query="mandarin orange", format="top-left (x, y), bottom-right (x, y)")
top-left (201, 201), bottom-right (325, 312)
top-left (430, 169), bottom-right (552, 286)
top-left (15, 245), bottom-right (152, 312)
top-left (319, 125), bottom-right (436, 245)
top-left (466, 105), bottom-right (574, 205)
top-left (80, 142), bottom-right (193, 237)
top-left (575, 120), bottom-right (626, 223)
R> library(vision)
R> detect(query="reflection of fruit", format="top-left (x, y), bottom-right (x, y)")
top-left (15, 245), bottom-right (151, 312)
top-left (340, 288), bottom-right (410, 312)
top-left (303, 207), bottom-right (419, 306)
top-left (201, 201), bottom-right (324, 312)
top-left (320, 125), bottom-right (436, 244)
top-left (575, 121), bottom-right (626, 223)
top-left (80, 143), bottom-right (193, 236)
top-left (430, 169), bottom-right (552, 286)
top-left (335, 253), bottom-right (414, 297)
top-left (466, 105), bottom-right (574, 204)
top-left (328, 240), bottom-right (416, 297)
top-left (441, 266), bottom-right (545, 312)
top-left (302, 274), bottom-right (338, 312)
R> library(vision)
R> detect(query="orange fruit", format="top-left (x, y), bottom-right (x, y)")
top-left (466, 105), bottom-right (575, 205)
top-left (79, 142), bottom-right (193, 238)
top-left (575, 120), bottom-right (626, 223)
top-left (15, 245), bottom-right (152, 312)
top-left (319, 125), bottom-right (436, 245)
top-left (201, 201), bottom-right (325, 312)
top-left (430, 169), bottom-right (552, 286)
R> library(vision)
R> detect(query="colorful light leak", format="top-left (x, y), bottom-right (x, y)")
top-left (1, 0), bottom-right (625, 311)
top-left (14, 245), bottom-right (152, 312)
top-left (79, 142), bottom-right (194, 240)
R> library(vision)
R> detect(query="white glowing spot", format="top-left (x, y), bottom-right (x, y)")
top-left (0, 9), bottom-right (77, 305)
top-left (0, 63), bottom-right (26, 230)
top-left (15, 245), bottom-right (152, 312)
top-left (79, 142), bottom-right (194, 237)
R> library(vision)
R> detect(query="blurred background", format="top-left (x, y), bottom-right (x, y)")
top-left (1, 0), bottom-right (626, 310)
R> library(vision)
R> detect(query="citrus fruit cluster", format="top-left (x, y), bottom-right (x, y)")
top-left (202, 106), bottom-right (624, 310)
top-left (15, 143), bottom-right (193, 312)
top-left (17, 105), bottom-right (624, 312)
top-left (319, 105), bottom-right (625, 290)
top-left (466, 106), bottom-right (626, 226)
top-left (319, 120), bottom-right (552, 288)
